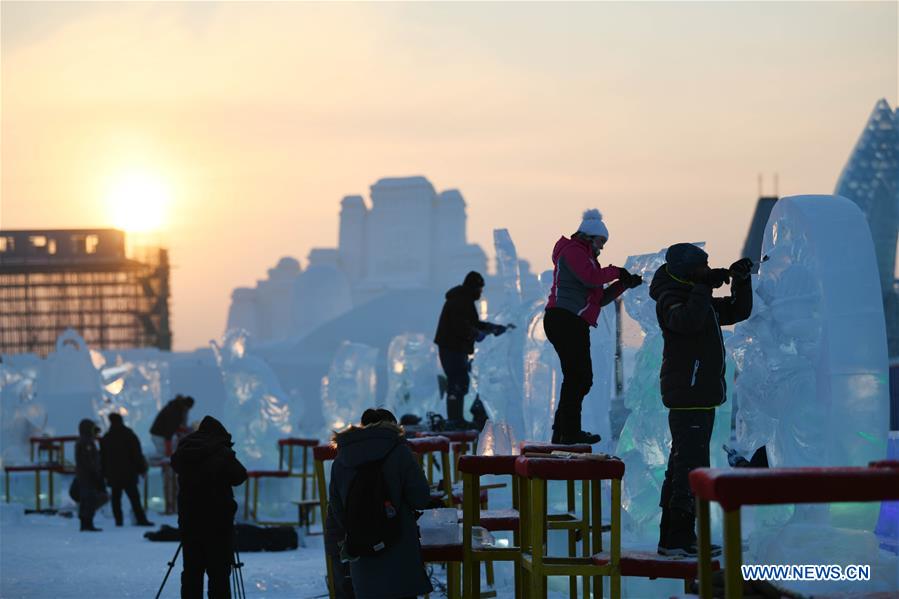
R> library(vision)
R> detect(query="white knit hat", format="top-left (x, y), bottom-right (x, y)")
top-left (577, 209), bottom-right (609, 240)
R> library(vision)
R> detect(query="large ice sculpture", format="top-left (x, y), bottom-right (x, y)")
top-left (211, 330), bottom-right (294, 467)
top-left (730, 195), bottom-right (889, 468)
top-left (95, 351), bottom-right (170, 444)
top-left (34, 329), bottom-right (104, 436)
top-left (321, 341), bottom-right (379, 435)
top-left (384, 333), bottom-right (441, 418)
top-left (614, 245), bottom-right (734, 538)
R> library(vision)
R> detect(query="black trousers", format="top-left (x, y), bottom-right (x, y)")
top-left (110, 482), bottom-right (147, 525)
top-left (660, 409), bottom-right (715, 516)
top-left (181, 533), bottom-right (233, 599)
top-left (543, 308), bottom-right (592, 431)
top-left (438, 347), bottom-right (471, 421)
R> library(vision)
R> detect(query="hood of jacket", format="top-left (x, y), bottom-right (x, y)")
top-left (170, 416), bottom-right (231, 475)
top-left (445, 284), bottom-right (477, 303)
top-left (334, 421), bottom-right (404, 468)
top-left (649, 263), bottom-right (691, 302)
top-left (78, 419), bottom-right (97, 439)
top-left (551, 236), bottom-right (592, 266)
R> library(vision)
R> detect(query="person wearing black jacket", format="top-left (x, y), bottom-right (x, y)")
top-left (649, 243), bottom-right (753, 557)
top-left (170, 416), bottom-right (247, 599)
top-left (433, 271), bottom-right (510, 429)
top-left (100, 413), bottom-right (154, 527)
top-left (150, 395), bottom-right (195, 455)
top-left (75, 418), bottom-right (107, 532)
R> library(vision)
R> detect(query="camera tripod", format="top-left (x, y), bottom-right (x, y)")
top-left (155, 539), bottom-right (246, 599)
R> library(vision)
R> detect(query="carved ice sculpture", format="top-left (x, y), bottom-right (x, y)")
top-left (211, 329), bottom-right (293, 467)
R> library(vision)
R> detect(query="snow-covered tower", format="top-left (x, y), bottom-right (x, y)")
top-left (338, 195), bottom-right (367, 284)
top-left (835, 99), bottom-right (899, 358)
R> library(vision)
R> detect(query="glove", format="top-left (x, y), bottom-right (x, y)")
top-left (492, 325), bottom-right (507, 336)
top-left (618, 267), bottom-right (632, 280)
top-left (701, 268), bottom-right (731, 289)
top-left (729, 258), bottom-right (753, 281)
top-left (624, 273), bottom-right (643, 289)
top-left (475, 330), bottom-right (487, 342)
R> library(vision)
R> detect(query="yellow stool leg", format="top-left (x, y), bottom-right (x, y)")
top-left (724, 508), bottom-right (743, 599)
top-left (48, 469), bottom-right (54, 508)
top-left (697, 498), bottom-right (713, 598)
top-left (253, 478), bottom-right (260, 521)
top-left (35, 470), bottom-right (41, 511)
top-left (610, 479), bottom-right (622, 599)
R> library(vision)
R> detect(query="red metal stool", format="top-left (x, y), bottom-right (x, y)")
top-left (4, 464), bottom-right (64, 510)
top-left (690, 466), bottom-right (899, 599)
top-left (516, 455), bottom-right (625, 599)
top-left (243, 470), bottom-right (292, 524)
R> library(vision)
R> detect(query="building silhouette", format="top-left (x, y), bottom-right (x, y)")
top-left (0, 228), bottom-right (171, 356)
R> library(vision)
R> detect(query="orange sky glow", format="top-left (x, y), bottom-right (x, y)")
top-left (2, 2), bottom-right (896, 350)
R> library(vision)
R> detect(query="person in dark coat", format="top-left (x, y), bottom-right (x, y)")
top-left (434, 271), bottom-right (510, 429)
top-left (329, 409), bottom-right (432, 599)
top-left (170, 416), bottom-right (247, 599)
top-left (649, 243), bottom-right (753, 556)
top-left (100, 413), bottom-right (154, 527)
top-left (150, 395), bottom-right (195, 455)
top-left (75, 418), bottom-right (107, 532)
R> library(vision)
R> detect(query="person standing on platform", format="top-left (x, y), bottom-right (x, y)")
top-left (434, 271), bottom-right (511, 430)
top-left (649, 243), bottom-right (752, 556)
top-left (544, 209), bottom-right (643, 444)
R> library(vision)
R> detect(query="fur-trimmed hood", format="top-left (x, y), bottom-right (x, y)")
top-left (334, 421), bottom-right (405, 468)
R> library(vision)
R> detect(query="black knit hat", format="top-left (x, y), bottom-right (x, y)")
top-left (361, 408), bottom-right (397, 426)
top-left (665, 243), bottom-right (708, 280)
top-left (463, 271), bottom-right (485, 289)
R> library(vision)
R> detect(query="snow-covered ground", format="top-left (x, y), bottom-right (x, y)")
top-left (0, 505), bottom-right (329, 599)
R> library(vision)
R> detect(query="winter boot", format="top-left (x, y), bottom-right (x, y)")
top-left (658, 509), bottom-right (721, 557)
top-left (80, 518), bottom-right (102, 532)
top-left (657, 506), bottom-right (670, 554)
top-left (558, 430), bottom-right (601, 445)
top-left (565, 411), bottom-right (601, 445)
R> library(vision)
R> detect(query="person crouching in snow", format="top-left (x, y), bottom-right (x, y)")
top-left (544, 209), bottom-right (643, 444)
top-left (329, 408), bottom-right (432, 599)
top-left (170, 416), bottom-right (247, 599)
top-left (649, 243), bottom-right (752, 557)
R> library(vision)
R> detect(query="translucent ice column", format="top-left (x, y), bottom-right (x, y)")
top-left (320, 341), bottom-right (379, 435)
top-left (96, 353), bottom-right (170, 444)
top-left (730, 195), bottom-right (889, 468)
top-left (384, 333), bottom-right (441, 419)
top-left (0, 361), bottom-right (44, 465)
top-left (211, 329), bottom-right (294, 467)
top-left (471, 229), bottom-right (527, 433)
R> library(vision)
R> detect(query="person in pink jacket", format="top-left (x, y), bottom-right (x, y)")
top-left (544, 209), bottom-right (643, 444)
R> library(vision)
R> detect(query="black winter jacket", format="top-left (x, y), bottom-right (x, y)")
top-left (329, 422), bottom-right (432, 599)
top-left (150, 399), bottom-right (190, 439)
top-left (649, 264), bottom-right (752, 409)
top-left (434, 285), bottom-right (498, 355)
top-left (100, 422), bottom-right (148, 487)
top-left (170, 416), bottom-right (247, 535)
top-left (75, 419), bottom-right (105, 494)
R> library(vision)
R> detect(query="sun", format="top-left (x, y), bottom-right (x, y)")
top-left (106, 170), bottom-right (172, 233)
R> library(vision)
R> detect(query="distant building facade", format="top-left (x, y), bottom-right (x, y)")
top-left (227, 176), bottom-right (490, 342)
top-left (0, 229), bottom-right (171, 356)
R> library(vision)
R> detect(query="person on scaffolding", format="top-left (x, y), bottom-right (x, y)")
top-left (544, 209), bottom-right (642, 444)
top-left (649, 243), bottom-right (752, 557)
top-left (434, 271), bottom-right (512, 431)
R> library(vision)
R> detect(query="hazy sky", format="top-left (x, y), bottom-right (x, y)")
top-left (2, 1), bottom-right (896, 351)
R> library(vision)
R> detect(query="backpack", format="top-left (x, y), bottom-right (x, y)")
top-left (342, 443), bottom-right (402, 558)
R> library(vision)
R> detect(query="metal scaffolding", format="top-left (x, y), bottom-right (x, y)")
top-left (0, 229), bottom-right (171, 356)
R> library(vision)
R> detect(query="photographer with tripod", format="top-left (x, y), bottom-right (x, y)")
top-left (170, 416), bottom-right (247, 598)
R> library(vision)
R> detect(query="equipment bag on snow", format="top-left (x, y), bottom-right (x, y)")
top-left (342, 442), bottom-right (402, 558)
